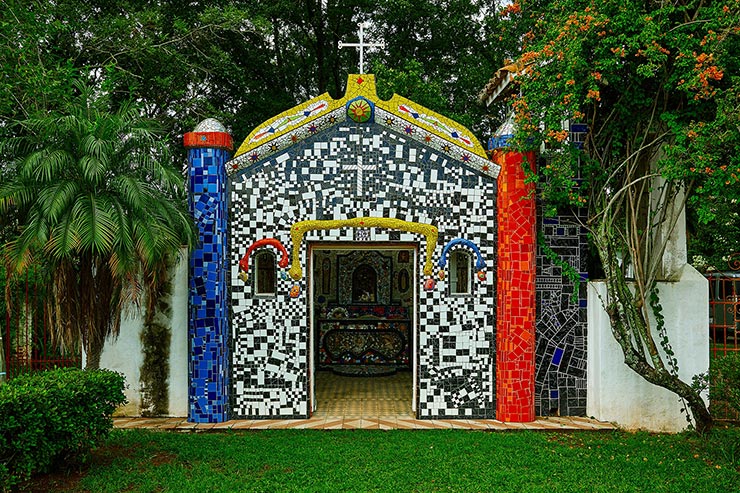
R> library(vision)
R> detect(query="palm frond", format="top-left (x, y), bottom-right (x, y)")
top-left (78, 155), bottom-right (107, 184)
top-left (4, 82), bottom-right (192, 366)
top-left (0, 179), bottom-right (40, 212)
top-left (112, 175), bottom-right (148, 210)
top-left (132, 221), bottom-right (160, 269)
top-left (72, 194), bottom-right (117, 254)
top-left (38, 180), bottom-right (80, 223)
top-left (22, 148), bottom-right (74, 182)
top-left (45, 211), bottom-right (81, 259)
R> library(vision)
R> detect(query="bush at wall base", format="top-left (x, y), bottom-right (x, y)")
top-left (711, 353), bottom-right (740, 417)
top-left (0, 368), bottom-right (127, 490)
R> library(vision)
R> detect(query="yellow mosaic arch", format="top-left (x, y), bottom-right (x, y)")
top-left (229, 74), bottom-right (499, 178)
top-left (288, 217), bottom-right (439, 281)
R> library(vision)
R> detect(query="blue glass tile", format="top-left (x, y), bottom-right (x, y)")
top-left (552, 347), bottom-right (564, 366)
top-left (570, 123), bottom-right (588, 133)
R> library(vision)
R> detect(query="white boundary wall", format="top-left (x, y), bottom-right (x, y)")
top-left (99, 249), bottom-right (189, 417)
top-left (587, 264), bottom-right (709, 432)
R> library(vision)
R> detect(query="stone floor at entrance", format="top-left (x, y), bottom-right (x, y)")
top-left (314, 370), bottom-right (413, 417)
top-left (113, 371), bottom-right (616, 431)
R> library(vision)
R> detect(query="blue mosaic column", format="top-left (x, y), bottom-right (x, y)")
top-left (184, 119), bottom-right (233, 423)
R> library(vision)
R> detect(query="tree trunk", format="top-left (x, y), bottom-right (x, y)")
top-left (599, 238), bottom-right (713, 434)
top-left (85, 337), bottom-right (103, 370)
top-left (685, 391), bottom-right (713, 434)
top-left (623, 356), bottom-right (714, 434)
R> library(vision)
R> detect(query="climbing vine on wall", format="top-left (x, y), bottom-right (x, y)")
top-left (139, 259), bottom-right (175, 416)
top-left (537, 232), bottom-right (581, 304)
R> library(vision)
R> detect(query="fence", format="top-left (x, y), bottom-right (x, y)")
top-left (706, 259), bottom-right (740, 421)
top-left (1, 267), bottom-right (80, 381)
top-left (708, 270), bottom-right (740, 358)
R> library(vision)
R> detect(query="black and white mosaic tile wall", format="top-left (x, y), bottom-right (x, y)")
top-left (229, 124), bottom-right (498, 419)
top-left (535, 211), bottom-right (589, 417)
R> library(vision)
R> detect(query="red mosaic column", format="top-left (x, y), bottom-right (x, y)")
top-left (495, 149), bottom-right (536, 422)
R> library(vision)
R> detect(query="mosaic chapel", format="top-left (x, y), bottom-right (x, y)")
top-left (184, 73), bottom-right (587, 423)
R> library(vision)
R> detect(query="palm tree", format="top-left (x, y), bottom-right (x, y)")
top-left (0, 82), bottom-right (196, 368)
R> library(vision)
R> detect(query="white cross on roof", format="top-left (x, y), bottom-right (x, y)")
top-left (339, 22), bottom-right (385, 74)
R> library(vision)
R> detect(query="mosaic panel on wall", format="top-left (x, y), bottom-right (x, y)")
top-left (534, 211), bottom-right (588, 417)
top-left (229, 78), bottom-right (498, 418)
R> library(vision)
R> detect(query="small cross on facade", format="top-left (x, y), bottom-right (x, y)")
top-left (339, 22), bottom-right (385, 74)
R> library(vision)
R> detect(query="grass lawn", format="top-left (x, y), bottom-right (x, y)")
top-left (28, 425), bottom-right (740, 492)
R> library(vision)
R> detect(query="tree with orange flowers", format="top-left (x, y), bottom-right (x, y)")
top-left (497, 0), bottom-right (740, 433)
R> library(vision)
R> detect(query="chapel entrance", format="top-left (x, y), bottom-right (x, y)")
top-left (309, 243), bottom-right (416, 416)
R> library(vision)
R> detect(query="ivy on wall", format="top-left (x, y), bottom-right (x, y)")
top-left (139, 260), bottom-right (175, 417)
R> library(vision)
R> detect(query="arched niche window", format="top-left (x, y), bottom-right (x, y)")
top-left (449, 250), bottom-right (472, 295)
top-left (255, 250), bottom-right (276, 295)
top-left (352, 264), bottom-right (377, 303)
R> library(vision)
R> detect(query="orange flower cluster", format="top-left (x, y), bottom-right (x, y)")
top-left (688, 165), bottom-right (716, 176)
top-left (568, 192), bottom-right (587, 205)
top-left (555, 9), bottom-right (609, 42)
top-left (693, 52), bottom-right (724, 99)
top-left (520, 50), bottom-right (539, 65)
top-left (611, 46), bottom-right (626, 58)
top-left (547, 129), bottom-right (569, 143)
top-left (651, 41), bottom-right (670, 55)
top-left (527, 40), bottom-right (559, 59)
top-left (512, 95), bottom-right (534, 129)
top-left (500, 1), bottom-right (521, 18)
top-left (586, 89), bottom-right (601, 101)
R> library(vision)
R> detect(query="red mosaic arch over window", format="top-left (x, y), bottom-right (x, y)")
top-left (494, 150), bottom-right (537, 422)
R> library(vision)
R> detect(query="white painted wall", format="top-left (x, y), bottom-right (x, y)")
top-left (587, 264), bottom-right (709, 432)
top-left (99, 303), bottom-right (144, 415)
top-left (167, 254), bottom-right (189, 417)
top-left (99, 249), bottom-right (189, 417)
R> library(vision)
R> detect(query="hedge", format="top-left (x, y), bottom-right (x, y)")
top-left (0, 368), bottom-right (126, 490)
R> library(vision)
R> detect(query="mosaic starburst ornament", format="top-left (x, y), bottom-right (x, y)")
top-left (347, 98), bottom-right (372, 123)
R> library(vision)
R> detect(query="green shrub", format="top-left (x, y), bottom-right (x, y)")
top-left (0, 368), bottom-right (126, 490)
top-left (710, 352), bottom-right (740, 416)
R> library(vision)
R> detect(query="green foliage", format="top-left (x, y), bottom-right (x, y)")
top-left (0, 368), bottom-right (127, 490)
top-left (711, 353), bottom-right (740, 417)
top-left (680, 84), bottom-right (740, 270)
top-left (497, 0), bottom-right (740, 433)
top-left (498, 0), bottom-right (740, 217)
top-left (649, 287), bottom-right (678, 377)
top-left (370, 0), bottom-right (502, 134)
top-left (0, 81), bottom-right (195, 367)
top-left (374, 59), bottom-right (449, 112)
top-left (0, 1), bottom-right (506, 158)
